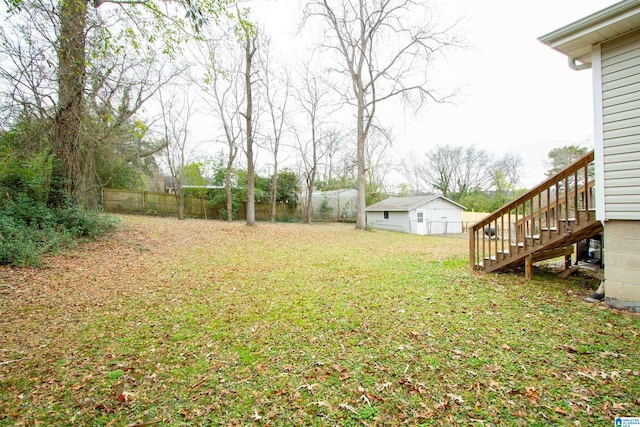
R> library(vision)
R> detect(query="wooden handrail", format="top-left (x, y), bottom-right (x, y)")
top-left (471, 150), bottom-right (594, 230)
top-left (470, 150), bottom-right (596, 271)
top-left (515, 179), bottom-right (595, 228)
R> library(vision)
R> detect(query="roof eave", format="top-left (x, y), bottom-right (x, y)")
top-left (538, 0), bottom-right (640, 65)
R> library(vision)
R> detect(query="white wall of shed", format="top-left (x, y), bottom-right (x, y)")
top-left (366, 211), bottom-right (412, 233)
top-left (426, 198), bottom-right (464, 234)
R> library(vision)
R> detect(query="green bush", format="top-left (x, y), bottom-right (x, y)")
top-left (0, 194), bottom-right (119, 266)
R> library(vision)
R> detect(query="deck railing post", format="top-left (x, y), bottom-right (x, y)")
top-left (469, 228), bottom-right (476, 270)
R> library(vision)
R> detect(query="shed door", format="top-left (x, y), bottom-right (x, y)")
top-left (416, 210), bottom-right (427, 235)
top-left (431, 208), bottom-right (454, 234)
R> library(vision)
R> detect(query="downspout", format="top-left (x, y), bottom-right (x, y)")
top-left (567, 53), bottom-right (604, 304)
top-left (568, 57), bottom-right (592, 71)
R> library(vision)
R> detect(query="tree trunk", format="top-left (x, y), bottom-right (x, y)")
top-left (51, 0), bottom-right (88, 207)
top-left (269, 164), bottom-right (278, 223)
top-left (244, 33), bottom-right (256, 227)
top-left (355, 94), bottom-right (367, 230)
top-left (176, 187), bottom-right (184, 220)
top-left (304, 176), bottom-right (314, 224)
top-left (225, 165), bottom-right (233, 222)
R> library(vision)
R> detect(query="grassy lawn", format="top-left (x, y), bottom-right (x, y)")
top-left (1, 215), bottom-right (638, 426)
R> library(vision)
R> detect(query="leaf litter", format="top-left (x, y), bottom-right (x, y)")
top-left (0, 214), bottom-right (638, 425)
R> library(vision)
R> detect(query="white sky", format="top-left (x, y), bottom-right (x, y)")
top-left (246, 0), bottom-right (616, 188)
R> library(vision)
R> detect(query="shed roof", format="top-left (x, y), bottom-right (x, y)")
top-left (365, 195), bottom-right (466, 212)
top-left (538, 0), bottom-right (640, 66)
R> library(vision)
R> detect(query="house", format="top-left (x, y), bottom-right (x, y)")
top-left (539, 0), bottom-right (640, 311)
top-left (366, 195), bottom-right (466, 235)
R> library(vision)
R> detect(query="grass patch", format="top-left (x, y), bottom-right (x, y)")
top-left (0, 216), bottom-right (638, 425)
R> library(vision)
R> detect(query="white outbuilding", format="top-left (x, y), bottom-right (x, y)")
top-left (366, 195), bottom-right (466, 235)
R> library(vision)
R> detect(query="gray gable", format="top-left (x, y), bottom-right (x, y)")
top-left (366, 195), bottom-right (465, 212)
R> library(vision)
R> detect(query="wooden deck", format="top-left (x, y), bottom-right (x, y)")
top-left (469, 150), bottom-right (603, 278)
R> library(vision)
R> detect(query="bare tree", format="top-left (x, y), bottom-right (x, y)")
top-left (364, 127), bottom-right (393, 197)
top-left (197, 31), bottom-right (244, 222)
top-left (242, 28), bottom-right (259, 226)
top-left (294, 66), bottom-right (331, 224)
top-left (455, 146), bottom-right (492, 197)
top-left (419, 145), bottom-right (494, 198)
top-left (159, 86), bottom-right (194, 221)
top-left (419, 145), bottom-right (460, 198)
top-left (491, 153), bottom-right (522, 194)
top-left (0, 3), bottom-right (56, 125)
top-left (305, 0), bottom-right (460, 229)
top-left (262, 39), bottom-right (292, 223)
top-left (398, 153), bottom-right (428, 195)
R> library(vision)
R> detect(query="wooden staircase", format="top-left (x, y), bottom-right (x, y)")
top-left (470, 150), bottom-right (603, 278)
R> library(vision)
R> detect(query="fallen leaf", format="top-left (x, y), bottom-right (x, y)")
top-left (565, 345), bottom-right (578, 353)
top-left (376, 382), bottom-right (392, 392)
top-left (116, 391), bottom-right (134, 403)
top-left (525, 387), bottom-right (539, 406)
top-left (338, 403), bottom-right (357, 413)
top-left (446, 393), bottom-right (464, 404)
top-left (612, 402), bottom-right (626, 411)
top-left (252, 408), bottom-right (261, 421)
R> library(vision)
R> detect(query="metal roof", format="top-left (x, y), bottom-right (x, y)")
top-left (365, 195), bottom-right (466, 212)
top-left (538, 0), bottom-right (640, 66)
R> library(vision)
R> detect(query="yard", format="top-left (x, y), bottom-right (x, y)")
top-left (0, 215), bottom-right (638, 426)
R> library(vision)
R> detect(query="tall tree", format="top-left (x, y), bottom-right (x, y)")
top-left (159, 86), bottom-right (194, 221)
top-left (294, 66), bottom-right (330, 224)
top-left (262, 39), bottom-right (291, 223)
top-left (51, 0), bottom-right (88, 206)
top-left (418, 145), bottom-right (493, 199)
top-left (242, 28), bottom-right (259, 226)
top-left (491, 153), bottom-right (522, 195)
top-left (419, 145), bottom-right (461, 198)
top-left (198, 29), bottom-right (244, 222)
top-left (364, 128), bottom-right (393, 199)
top-left (305, 0), bottom-right (460, 229)
top-left (2, 0), bottom-right (233, 208)
top-left (398, 152), bottom-right (428, 195)
top-left (455, 146), bottom-right (492, 198)
top-left (1, 3), bottom-right (180, 206)
top-left (546, 144), bottom-right (588, 177)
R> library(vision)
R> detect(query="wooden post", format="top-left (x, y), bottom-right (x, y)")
top-left (469, 228), bottom-right (476, 270)
top-left (525, 254), bottom-right (533, 280)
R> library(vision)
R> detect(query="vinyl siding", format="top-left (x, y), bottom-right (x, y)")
top-left (601, 29), bottom-right (640, 220)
